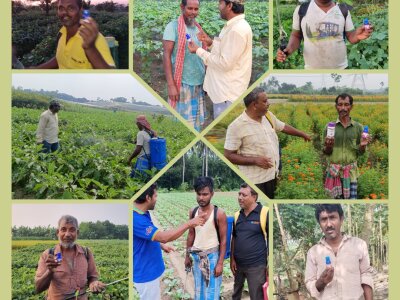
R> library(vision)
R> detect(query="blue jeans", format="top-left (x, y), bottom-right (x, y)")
top-left (213, 101), bottom-right (232, 119)
top-left (42, 140), bottom-right (59, 153)
top-left (192, 251), bottom-right (222, 300)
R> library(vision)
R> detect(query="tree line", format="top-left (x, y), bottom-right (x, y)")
top-left (12, 220), bottom-right (129, 240)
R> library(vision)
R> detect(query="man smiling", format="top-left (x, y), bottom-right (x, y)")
top-left (35, 215), bottom-right (105, 299)
top-left (305, 204), bottom-right (374, 300)
top-left (34, 0), bottom-right (115, 69)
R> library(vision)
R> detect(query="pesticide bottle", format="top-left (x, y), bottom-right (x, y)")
top-left (82, 9), bottom-right (90, 21)
top-left (362, 125), bottom-right (369, 139)
top-left (363, 18), bottom-right (370, 30)
top-left (327, 122), bottom-right (336, 138)
top-left (325, 256), bottom-right (332, 268)
top-left (56, 252), bottom-right (62, 263)
top-left (185, 33), bottom-right (192, 43)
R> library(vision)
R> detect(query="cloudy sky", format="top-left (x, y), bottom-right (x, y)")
top-left (263, 74), bottom-right (388, 91)
top-left (12, 74), bottom-right (161, 105)
top-left (12, 203), bottom-right (129, 227)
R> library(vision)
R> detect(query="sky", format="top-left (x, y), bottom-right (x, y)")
top-left (12, 74), bottom-right (161, 105)
top-left (12, 204), bottom-right (129, 227)
top-left (263, 74), bottom-right (388, 91)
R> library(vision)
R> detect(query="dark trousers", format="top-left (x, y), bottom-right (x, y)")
top-left (42, 140), bottom-right (59, 153)
top-left (256, 178), bottom-right (277, 199)
top-left (232, 264), bottom-right (266, 300)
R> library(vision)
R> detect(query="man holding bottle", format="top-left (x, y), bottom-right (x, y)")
top-left (323, 93), bottom-right (370, 199)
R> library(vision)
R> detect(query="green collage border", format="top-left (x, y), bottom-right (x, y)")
top-left (1, 0), bottom-right (398, 299)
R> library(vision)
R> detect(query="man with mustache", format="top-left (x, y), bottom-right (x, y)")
top-left (230, 183), bottom-right (268, 300)
top-left (323, 93), bottom-right (370, 199)
top-left (163, 0), bottom-right (206, 131)
top-left (305, 204), bottom-right (374, 300)
top-left (35, 215), bottom-right (106, 299)
top-left (33, 0), bottom-right (115, 69)
top-left (224, 87), bottom-right (311, 199)
top-left (276, 0), bottom-right (373, 69)
top-left (187, 0), bottom-right (252, 119)
top-left (185, 176), bottom-right (227, 300)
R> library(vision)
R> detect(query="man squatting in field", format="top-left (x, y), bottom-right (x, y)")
top-left (276, 0), bottom-right (373, 69)
top-left (224, 87), bottom-right (311, 199)
top-left (185, 176), bottom-right (227, 300)
top-left (187, 0), bottom-right (252, 119)
top-left (231, 183), bottom-right (268, 300)
top-left (305, 204), bottom-right (374, 300)
top-left (133, 183), bottom-right (206, 300)
top-left (36, 100), bottom-right (61, 153)
top-left (35, 215), bottom-right (106, 299)
top-left (163, 0), bottom-right (206, 132)
top-left (323, 93), bottom-right (370, 199)
top-left (32, 0), bottom-right (115, 69)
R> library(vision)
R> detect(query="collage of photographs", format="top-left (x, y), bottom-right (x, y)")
top-left (2, 0), bottom-right (397, 299)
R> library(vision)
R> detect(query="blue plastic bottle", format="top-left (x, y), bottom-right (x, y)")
top-left (83, 9), bottom-right (90, 20)
top-left (362, 125), bottom-right (369, 139)
top-left (56, 252), bottom-right (62, 263)
top-left (363, 18), bottom-right (370, 30)
top-left (185, 33), bottom-right (192, 43)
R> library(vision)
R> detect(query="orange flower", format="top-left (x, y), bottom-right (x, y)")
top-left (287, 159), bottom-right (291, 163)
top-left (294, 165), bottom-right (300, 169)
top-left (369, 193), bottom-right (377, 199)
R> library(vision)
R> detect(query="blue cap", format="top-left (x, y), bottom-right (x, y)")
top-left (185, 33), bottom-right (191, 40)
top-left (83, 9), bottom-right (90, 19)
top-left (325, 256), bottom-right (331, 265)
top-left (363, 125), bottom-right (369, 133)
top-left (363, 18), bottom-right (369, 25)
top-left (56, 252), bottom-right (62, 262)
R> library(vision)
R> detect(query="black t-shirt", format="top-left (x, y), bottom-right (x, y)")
top-left (233, 202), bottom-right (268, 268)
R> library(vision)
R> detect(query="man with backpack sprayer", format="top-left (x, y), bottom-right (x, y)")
top-left (185, 176), bottom-right (227, 300)
top-left (231, 183), bottom-right (268, 300)
top-left (35, 215), bottom-right (106, 299)
top-left (276, 0), bottom-right (373, 69)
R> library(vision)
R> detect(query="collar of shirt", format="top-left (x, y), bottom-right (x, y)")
top-left (318, 233), bottom-right (350, 252)
top-left (54, 243), bottom-right (85, 257)
top-left (335, 117), bottom-right (355, 128)
top-left (239, 202), bottom-right (262, 217)
top-left (226, 14), bottom-right (245, 27)
top-left (133, 206), bottom-right (146, 215)
top-left (242, 111), bottom-right (269, 126)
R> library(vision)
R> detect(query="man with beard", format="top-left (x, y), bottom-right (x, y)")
top-left (35, 215), bottom-right (106, 299)
top-left (187, 0), bottom-right (252, 119)
top-left (163, 0), bottom-right (206, 131)
top-left (224, 87), bottom-right (311, 199)
top-left (305, 204), bottom-right (373, 299)
top-left (33, 0), bottom-right (115, 69)
top-left (276, 0), bottom-right (373, 69)
top-left (185, 176), bottom-right (227, 300)
top-left (323, 94), bottom-right (370, 199)
top-left (133, 183), bottom-right (206, 300)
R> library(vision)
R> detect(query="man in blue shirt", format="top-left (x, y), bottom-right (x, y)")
top-left (133, 183), bottom-right (206, 300)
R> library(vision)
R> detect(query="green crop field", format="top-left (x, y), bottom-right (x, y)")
top-left (12, 102), bottom-right (194, 199)
top-left (12, 239), bottom-right (129, 300)
top-left (133, 0), bottom-right (268, 98)
top-left (206, 102), bottom-right (388, 199)
top-left (133, 192), bottom-right (268, 299)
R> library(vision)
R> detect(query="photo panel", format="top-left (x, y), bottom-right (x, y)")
top-left (272, 0), bottom-right (388, 69)
top-left (12, 0), bottom-right (129, 69)
top-left (12, 203), bottom-right (129, 299)
top-left (272, 203), bottom-right (388, 300)
top-left (133, 140), bottom-right (269, 299)
top-left (205, 73), bottom-right (388, 199)
top-left (11, 73), bottom-right (195, 199)
top-left (133, 0), bottom-right (269, 131)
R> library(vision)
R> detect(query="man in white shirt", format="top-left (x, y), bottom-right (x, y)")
top-left (276, 0), bottom-right (373, 69)
top-left (36, 101), bottom-right (61, 153)
top-left (224, 88), bottom-right (311, 199)
top-left (188, 0), bottom-right (252, 119)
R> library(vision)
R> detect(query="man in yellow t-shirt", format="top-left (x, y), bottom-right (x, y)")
top-left (33, 0), bottom-right (115, 69)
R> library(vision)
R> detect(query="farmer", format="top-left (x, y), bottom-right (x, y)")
top-left (185, 176), bottom-right (227, 300)
top-left (231, 183), bottom-right (268, 300)
top-left (224, 87), bottom-right (311, 199)
top-left (133, 183), bottom-right (206, 300)
top-left (35, 215), bottom-right (106, 299)
top-left (163, 0), bottom-right (206, 131)
top-left (305, 204), bottom-right (374, 299)
top-left (127, 115), bottom-right (157, 178)
top-left (276, 0), bottom-right (374, 69)
top-left (323, 93), bottom-right (370, 199)
top-left (33, 0), bottom-right (115, 69)
top-left (36, 100), bottom-right (61, 153)
top-left (187, 0), bottom-right (252, 119)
